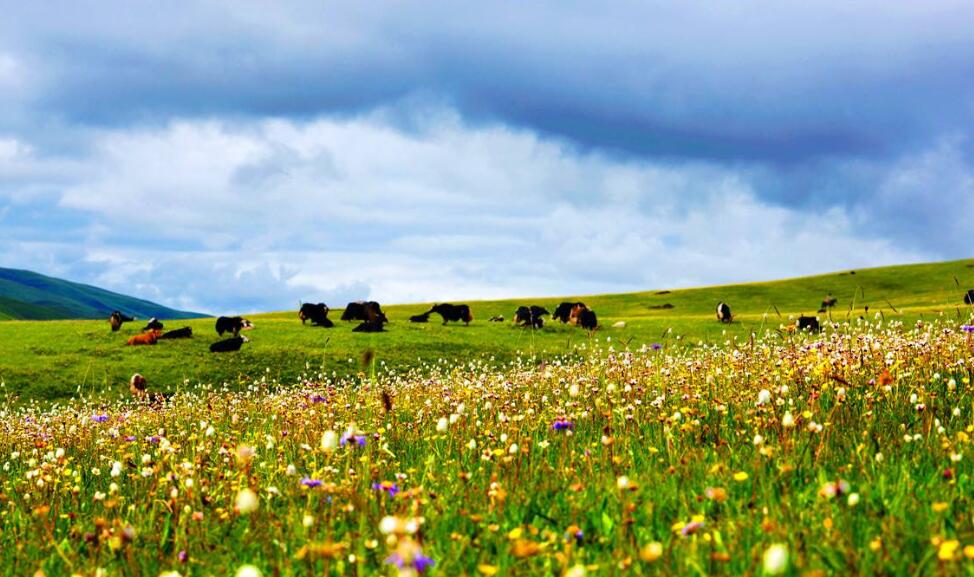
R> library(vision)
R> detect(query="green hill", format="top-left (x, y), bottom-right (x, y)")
top-left (0, 267), bottom-right (202, 321)
top-left (0, 258), bottom-right (971, 402)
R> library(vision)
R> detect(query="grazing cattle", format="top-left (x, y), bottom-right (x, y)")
top-left (818, 294), bottom-right (838, 313)
top-left (130, 373), bottom-right (147, 396)
top-left (409, 312), bottom-right (431, 323)
top-left (796, 315), bottom-right (820, 332)
top-left (716, 302), bottom-right (732, 323)
top-left (215, 316), bottom-right (253, 337)
top-left (612, 321), bottom-right (626, 328)
top-left (489, 315), bottom-right (505, 322)
top-left (299, 303), bottom-right (334, 327)
top-left (210, 335), bottom-right (248, 352)
top-left (109, 311), bottom-right (135, 332)
top-left (514, 305), bottom-right (549, 328)
top-left (341, 301), bottom-right (388, 325)
top-left (126, 330), bottom-right (161, 346)
top-left (159, 327), bottom-right (193, 339)
top-left (427, 303), bottom-right (473, 325)
top-left (553, 302), bottom-right (585, 324)
top-left (142, 317), bottom-right (164, 331)
top-left (965, 289), bottom-right (974, 305)
top-left (577, 308), bottom-right (598, 330)
top-left (129, 373), bottom-right (168, 404)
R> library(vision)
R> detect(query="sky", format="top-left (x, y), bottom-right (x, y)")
top-left (0, 1), bottom-right (972, 314)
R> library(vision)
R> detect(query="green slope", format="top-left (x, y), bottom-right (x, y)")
top-left (0, 258), bottom-right (971, 402)
top-left (0, 267), bottom-right (202, 321)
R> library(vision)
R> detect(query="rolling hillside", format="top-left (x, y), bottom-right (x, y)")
top-left (0, 258), bottom-right (971, 402)
top-left (0, 267), bottom-right (202, 320)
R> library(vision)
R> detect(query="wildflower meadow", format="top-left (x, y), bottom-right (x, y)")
top-left (2, 316), bottom-right (974, 576)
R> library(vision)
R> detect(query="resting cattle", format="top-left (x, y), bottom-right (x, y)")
top-left (577, 308), bottom-right (598, 330)
top-left (409, 312), bottom-right (430, 323)
top-left (796, 315), bottom-right (820, 332)
top-left (716, 302), bottom-right (732, 323)
top-left (210, 335), bottom-right (248, 352)
top-left (126, 330), bottom-right (161, 346)
top-left (109, 311), bottom-right (135, 332)
top-left (159, 327), bottom-right (193, 339)
top-left (514, 305), bottom-right (549, 328)
top-left (553, 302), bottom-right (585, 324)
top-left (129, 373), bottom-right (168, 404)
top-left (427, 303), bottom-right (473, 325)
top-left (352, 319), bottom-right (386, 332)
top-left (489, 315), bottom-right (505, 322)
top-left (215, 316), bottom-right (253, 337)
top-left (965, 289), bottom-right (974, 305)
top-left (142, 317), bottom-right (164, 331)
top-left (299, 303), bottom-right (333, 327)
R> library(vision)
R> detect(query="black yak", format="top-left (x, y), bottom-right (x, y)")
top-left (159, 327), bottom-right (193, 339)
top-left (210, 335), bottom-right (248, 352)
top-left (109, 311), bottom-right (135, 332)
top-left (514, 305), bottom-right (549, 328)
top-left (716, 302), bottom-right (732, 323)
top-left (965, 289), bottom-right (974, 305)
top-left (142, 317), bottom-right (164, 331)
top-left (818, 294), bottom-right (838, 313)
top-left (215, 316), bottom-right (253, 337)
top-left (796, 315), bottom-right (820, 332)
top-left (299, 303), bottom-right (333, 327)
top-left (577, 308), bottom-right (598, 330)
top-left (409, 312), bottom-right (431, 323)
top-left (427, 303), bottom-right (473, 325)
top-left (352, 319), bottom-right (386, 332)
top-left (553, 302), bottom-right (585, 324)
top-left (341, 301), bottom-right (388, 325)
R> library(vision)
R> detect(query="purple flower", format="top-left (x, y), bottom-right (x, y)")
top-left (178, 550), bottom-right (188, 563)
top-left (91, 414), bottom-right (109, 423)
top-left (552, 418), bottom-right (574, 431)
top-left (372, 482), bottom-right (400, 497)
top-left (651, 343), bottom-right (663, 351)
top-left (961, 324), bottom-right (974, 333)
top-left (147, 436), bottom-right (161, 444)
top-left (309, 394), bottom-right (327, 403)
top-left (386, 552), bottom-right (435, 573)
top-left (124, 435), bottom-right (136, 442)
top-left (301, 477), bottom-right (323, 488)
top-left (340, 433), bottom-right (367, 447)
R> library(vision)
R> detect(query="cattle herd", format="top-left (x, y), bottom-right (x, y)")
top-left (109, 286), bottom-right (974, 354)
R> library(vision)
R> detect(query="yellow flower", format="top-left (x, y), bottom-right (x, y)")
top-left (938, 540), bottom-right (960, 561)
top-left (639, 542), bottom-right (663, 562)
top-left (733, 472), bottom-right (749, 482)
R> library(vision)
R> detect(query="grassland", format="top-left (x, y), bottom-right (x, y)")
top-left (2, 313), bottom-right (974, 575)
top-left (1, 259), bottom-right (973, 403)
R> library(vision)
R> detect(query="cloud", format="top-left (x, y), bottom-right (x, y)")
top-left (0, 110), bottom-right (935, 313)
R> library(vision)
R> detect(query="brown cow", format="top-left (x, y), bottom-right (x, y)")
top-left (126, 330), bottom-right (161, 346)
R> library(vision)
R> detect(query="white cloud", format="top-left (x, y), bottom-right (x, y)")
top-left (0, 109), bottom-right (919, 313)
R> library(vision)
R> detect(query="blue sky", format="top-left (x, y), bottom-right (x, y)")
top-left (1, 1), bottom-right (972, 314)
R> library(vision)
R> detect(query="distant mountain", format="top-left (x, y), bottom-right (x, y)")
top-left (0, 267), bottom-right (203, 320)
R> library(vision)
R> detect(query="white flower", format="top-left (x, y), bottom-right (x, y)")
top-left (235, 488), bottom-right (259, 514)
top-left (320, 431), bottom-right (338, 452)
top-left (781, 411), bottom-right (795, 429)
top-left (436, 417), bottom-right (448, 433)
top-left (235, 565), bottom-right (262, 577)
top-left (756, 389), bottom-right (772, 406)
top-left (762, 543), bottom-right (789, 575)
top-left (753, 434), bottom-right (764, 446)
top-left (847, 493), bottom-right (860, 507)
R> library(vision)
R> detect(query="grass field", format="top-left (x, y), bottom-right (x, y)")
top-left (2, 312), bottom-right (974, 575)
top-left (1, 259), bottom-right (973, 403)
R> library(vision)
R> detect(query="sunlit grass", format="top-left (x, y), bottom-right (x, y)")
top-left (2, 316), bottom-right (974, 575)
